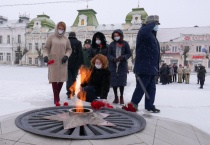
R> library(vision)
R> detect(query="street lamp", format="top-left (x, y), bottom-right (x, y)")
top-left (7, 25), bottom-right (14, 65)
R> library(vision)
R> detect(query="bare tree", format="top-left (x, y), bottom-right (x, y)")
top-left (183, 46), bottom-right (190, 66)
top-left (16, 45), bottom-right (28, 64)
top-left (36, 47), bottom-right (44, 66)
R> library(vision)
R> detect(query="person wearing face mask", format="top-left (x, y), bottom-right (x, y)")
top-left (122, 15), bottom-right (161, 113)
top-left (108, 29), bottom-right (132, 105)
top-left (77, 54), bottom-right (111, 102)
top-left (43, 21), bottom-right (72, 105)
top-left (89, 32), bottom-right (108, 61)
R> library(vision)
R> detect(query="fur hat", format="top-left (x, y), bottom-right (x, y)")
top-left (145, 15), bottom-right (160, 25)
top-left (84, 39), bottom-right (91, 44)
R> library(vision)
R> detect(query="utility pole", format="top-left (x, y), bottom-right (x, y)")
top-left (138, 0), bottom-right (140, 8)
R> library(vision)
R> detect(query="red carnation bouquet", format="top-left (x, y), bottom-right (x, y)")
top-left (91, 99), bottom-right (113, 110)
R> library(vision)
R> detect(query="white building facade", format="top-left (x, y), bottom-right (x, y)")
top-left (0, 14), bottom-right (29, 65)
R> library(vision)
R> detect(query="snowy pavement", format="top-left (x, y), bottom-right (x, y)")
top-left (0, 65), bottom-right (210, 134)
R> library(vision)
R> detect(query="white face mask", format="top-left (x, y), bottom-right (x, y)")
top-left (153, 25), bottom-right (159, 31)
top-left (95, 64), bottom-right (102, 69)
top-left (96, 40), bottom-right (101, 45)
top-left (114, 36), bottom-right (120, 41)
top-left (58, 29), bottom-right (64, 35)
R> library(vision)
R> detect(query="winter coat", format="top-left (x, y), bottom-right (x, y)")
top-left (160, 65), bottom-right (168, 75)
top-left (198, 66), bottom-right (206, 79)
top-left (68, 37), bottom-right (83, 69)
top-left (185, 67), bottom-right (191, 75)
top-left (173, 65), bottom-right (178, 74)
top-left (169, 67), bottom-right (174, 75)
top-left (86, 68), bottom-right (111, 99)
top-left (133, 22), bottom-right (160, 75)
top-left (177, 67), bottom-right (184, 75)
top-left (82, 48), bottom-right (91, 68)
top-left (108, 29), bottom-right (132, 87)
top-left (89, 32), bottom-right (108, 60)
top-left (43, 24), bottom-right (72, 83)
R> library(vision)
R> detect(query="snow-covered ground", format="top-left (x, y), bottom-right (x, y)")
top-left (0, 65), bottom-right (210, 134)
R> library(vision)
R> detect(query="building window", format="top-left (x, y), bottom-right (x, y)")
top-left (18, 35), bottom-right (21, 43)
top-left (0, 53), bottom-right (3, 61)
top-left (81, 19), bottom-right (84, 26)
top-left (6, 53), bottom-right (11, 61)
top-left (42, 43), bottom-right (45, 49)
top-left (29, 43), bottom-right (32, 50)
top-left (35, 58), bottom-right (38, 65)
top-left (172, 46), bottom-right (177, 52)
top-left (35, 43), bottom-right (39, 49)
top-left (28, 58), bottom-right (32, 64)
top-left (7, 35), bottom-right (10, 44)
top-left (0, 36), bottom-right (2, 44)
top-left (196, 46), bottom-right (201, 52)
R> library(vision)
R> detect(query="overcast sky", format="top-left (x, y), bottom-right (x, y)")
top-left (0, 0), bottom-right (210, 28)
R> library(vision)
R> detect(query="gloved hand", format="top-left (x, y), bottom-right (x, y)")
top-left (61, 56), bottom-right (68, 64)
top-left (113, 58), bottom-right (120, 62)
top-left (118, 56), bottom-right (125, 61)
top-left (43, 56), bottom-right (48, 63)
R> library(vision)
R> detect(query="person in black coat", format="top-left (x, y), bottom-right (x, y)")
top-left (78, 54), bottom-right (111, 102)
top-left (108, 29), bottom-right (132, 105)
top-left (89, 32), bottom-right (108, 60)
top-left (197, 66), bottom-right (206, 89)
top-left (160, 63), bottom-right (167, 85)
top-left (173, 63), bottom-right (178, 82)
top-left (66, 32), bottom-right (83, 98)
top-left (124, 15), bottom-right (160, 113)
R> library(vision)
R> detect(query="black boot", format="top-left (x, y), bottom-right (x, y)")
top-left (120, 96), bottom-right (124, 105)
top-left (113, 96), bottom-right (119, 104)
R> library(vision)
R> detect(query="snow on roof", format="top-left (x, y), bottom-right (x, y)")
top-left (157, 26), bottom-right (210, 42)
top-left (95, 23), bottom-right (123, 31)
top-left (0, 19), bottom-right (28, 28)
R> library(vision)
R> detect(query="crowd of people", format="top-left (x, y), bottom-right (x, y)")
top-left (42, 15), bottom-right (207, 113)
top-left (157, 63), bottom-right (207, 89)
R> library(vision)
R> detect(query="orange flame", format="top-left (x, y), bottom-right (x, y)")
top-left (69, 66), bottom-right (92, 112)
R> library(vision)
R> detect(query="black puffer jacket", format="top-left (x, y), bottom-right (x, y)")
top-left (68, 37), bottom-right (83, 69)
top-left (89, 32), bottom-right (108, 60)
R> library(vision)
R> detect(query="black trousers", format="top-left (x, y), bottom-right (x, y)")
top-left (173, 74), bottom-right (177, 82)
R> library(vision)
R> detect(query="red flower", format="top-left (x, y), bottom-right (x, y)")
top-left (55, 102), bottom-right (61, 107)
top-left (91, 100), bottom-right (113, 110)
top-left (99, 44), bottom-right (103, 48)
top-left (117, 43), bottom-right (124, 48)
top-left (48, 60), bottom-right (54, 65)
top-left (122, 103), bottom-right (137, 112)
top-left (63, 102), bottom-right (69, 106)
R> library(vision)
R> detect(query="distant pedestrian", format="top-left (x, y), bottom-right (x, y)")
top-left (197, 66), bottom-right (206, 89)
top-left (185, 64), bottom-right (191, 84)
top-left (173, 63), bottom-right (178, 82)
top-left (177, 64), bottom-right (183, 83)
